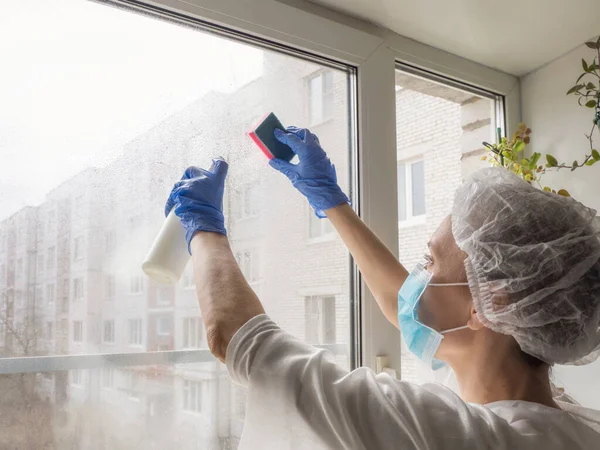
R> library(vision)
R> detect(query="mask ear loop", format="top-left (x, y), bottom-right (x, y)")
top-left (428, 282), bottom-right (469, 287)
top-left (440, 324), bottom-right (470, 334)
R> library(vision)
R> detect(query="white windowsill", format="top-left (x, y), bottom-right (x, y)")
top-left (398, 215), bottom-right (427, 229)
top-left (308, 233), bottom-right (336, 244)
top-left (234, 214), bottom-right (259, 223)
top-left (309, 117), bottom-right (334, 128)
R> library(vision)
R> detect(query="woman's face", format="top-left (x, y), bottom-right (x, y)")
top-left (418, 216), bottom-right (474, 359)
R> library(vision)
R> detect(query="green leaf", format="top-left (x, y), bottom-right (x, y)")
top-left (546, 154), bottom-right (558, 167)
top-left (586, 82), bottom-right (597, 90)
top-left (593, 149), bottom-right (600, 160)
top-left (585, 100), bottom-right (598, 108)
top-left (586, 41), bottom-right (600, 49)
top-left (586, 159), bottom-right (597, 166)
top-left (583, 59), bottom-right (589, 72)
top-left (543, 186), bottom-right (552, 192)
top-left (567, 84), bottom-right (585, 95)
top-left (513, 141), bottom-right (525, 154)
top-left (557, 189), bottom-right (571, 197)
top-left (530, 153), bottom-right (541, 169)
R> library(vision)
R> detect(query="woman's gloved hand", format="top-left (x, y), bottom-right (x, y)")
top-left (165, 158), bottom-right (228, 251)
top-left (269, 127), bottom-right (350, 217)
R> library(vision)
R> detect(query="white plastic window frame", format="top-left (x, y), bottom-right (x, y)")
top-left (0, 0), bottom-right (517, 378)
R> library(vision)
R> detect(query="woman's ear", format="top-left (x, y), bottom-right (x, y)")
top-left (467, 307), bottom-right (485, 330)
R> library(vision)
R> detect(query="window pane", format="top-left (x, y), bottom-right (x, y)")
top-left (410, 161), bottom-right (426, 216)
top-left (395, 68), bottom-right (497, 384)
top-left (309, 74), bottom-right (324, 125)
top-left (322, 296), bottom-right (336, 344)
top-left (397, 163), bottom-right (407, 221)
top-left (2, 0), bottom-right (355, 447)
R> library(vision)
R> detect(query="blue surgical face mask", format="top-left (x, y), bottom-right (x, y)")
top-left (398, 263), bottom-right (469, 370)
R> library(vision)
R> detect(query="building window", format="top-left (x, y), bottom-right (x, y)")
top-left (102, 368), bottom-right (114, 389)
top-left (47, 284), bottom-right (55, 305)
top-left (47, 246), bottom-right (55, 271)
top-left (105, 274), bottom-right (115, 299)
top-left (130, 275), bottom-right (143, 295)
top-left (156, 316), bottom-right (171, 336)
top-left (156, 286), bottom-right (172, 305)
top-left (105, 230), bottom-right (116, 255)
top-left (16, 258), bottom-right (22, 278)
top-left (309, 214), bottom-right (334, 239)
top-left (127, 371), bottom-right (140, 400)
top-left (46, 321), bottom-right (53, 340)
top-left (309, 71), bottom-right (334, 125)
top-left (235, 250), bottom-right (260, 283)
top-left (397, 160), bottom-right (426, 222)
top-left (73, 278), bottom-right (83, 301)
top-left (73, 235), bottom-right (84, 260)
top-left (47, 210), bottom-right (55, 227)
top-left (182, 317), bottom-right (203, 348)
top-left (15, 291), bottom-right (22, 308)
top-left (182, 272), bottom-right (195, 290)
top-left (37, 253), bottom-right (44, 273)
top-left (71, 369), bottom-right (83, 386)
top-left (305, 295), bottom-right (336, 344)
top-left (103, 320), bottom-right (115, 343)
top-left (234, 185), bottom-right (260, 220)
top-left (73, 321), bottom-right (83, 342)
top-left (183, 380), bottom-right (202, 413)
top-left (128, 319), bottom-right (142, 346)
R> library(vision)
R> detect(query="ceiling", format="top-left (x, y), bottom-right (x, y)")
top-left (308, 0), bottom-right (600, 76)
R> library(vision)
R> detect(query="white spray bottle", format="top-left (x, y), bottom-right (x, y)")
top-left (141, 160), bottom-right (216, 284)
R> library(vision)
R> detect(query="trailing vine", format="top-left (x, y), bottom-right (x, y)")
top-left (482, 35), bottom-right (600, 196)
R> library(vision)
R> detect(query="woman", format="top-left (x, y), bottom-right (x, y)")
top-left (167, 127), bottom-right (600, 449)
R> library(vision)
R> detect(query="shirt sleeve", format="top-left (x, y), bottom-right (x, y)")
top-left (225, 314), bottom-right (505, 450)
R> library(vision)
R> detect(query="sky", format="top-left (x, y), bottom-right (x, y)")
top-left (0, 0), bottom-right (263, 220)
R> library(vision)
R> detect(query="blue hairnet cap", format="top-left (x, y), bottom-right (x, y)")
top-left (452, 167), bottom-right (600, 365)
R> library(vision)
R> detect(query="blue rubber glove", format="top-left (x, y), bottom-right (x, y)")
top-left (165, 158), bottom-right (228, 251)
top-left (269, 127), bottom-right (350, 218)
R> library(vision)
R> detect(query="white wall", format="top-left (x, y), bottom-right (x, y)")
top-left (522, 38), bottom-right (600, 409)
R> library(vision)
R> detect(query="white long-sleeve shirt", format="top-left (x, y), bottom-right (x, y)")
top-left (226, 314), bottom-right (600, 450)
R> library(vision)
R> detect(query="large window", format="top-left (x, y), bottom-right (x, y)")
top-left (395, 66), bottom-right (498, 384)
top-left (1, 1), bottom-right (354, 448)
